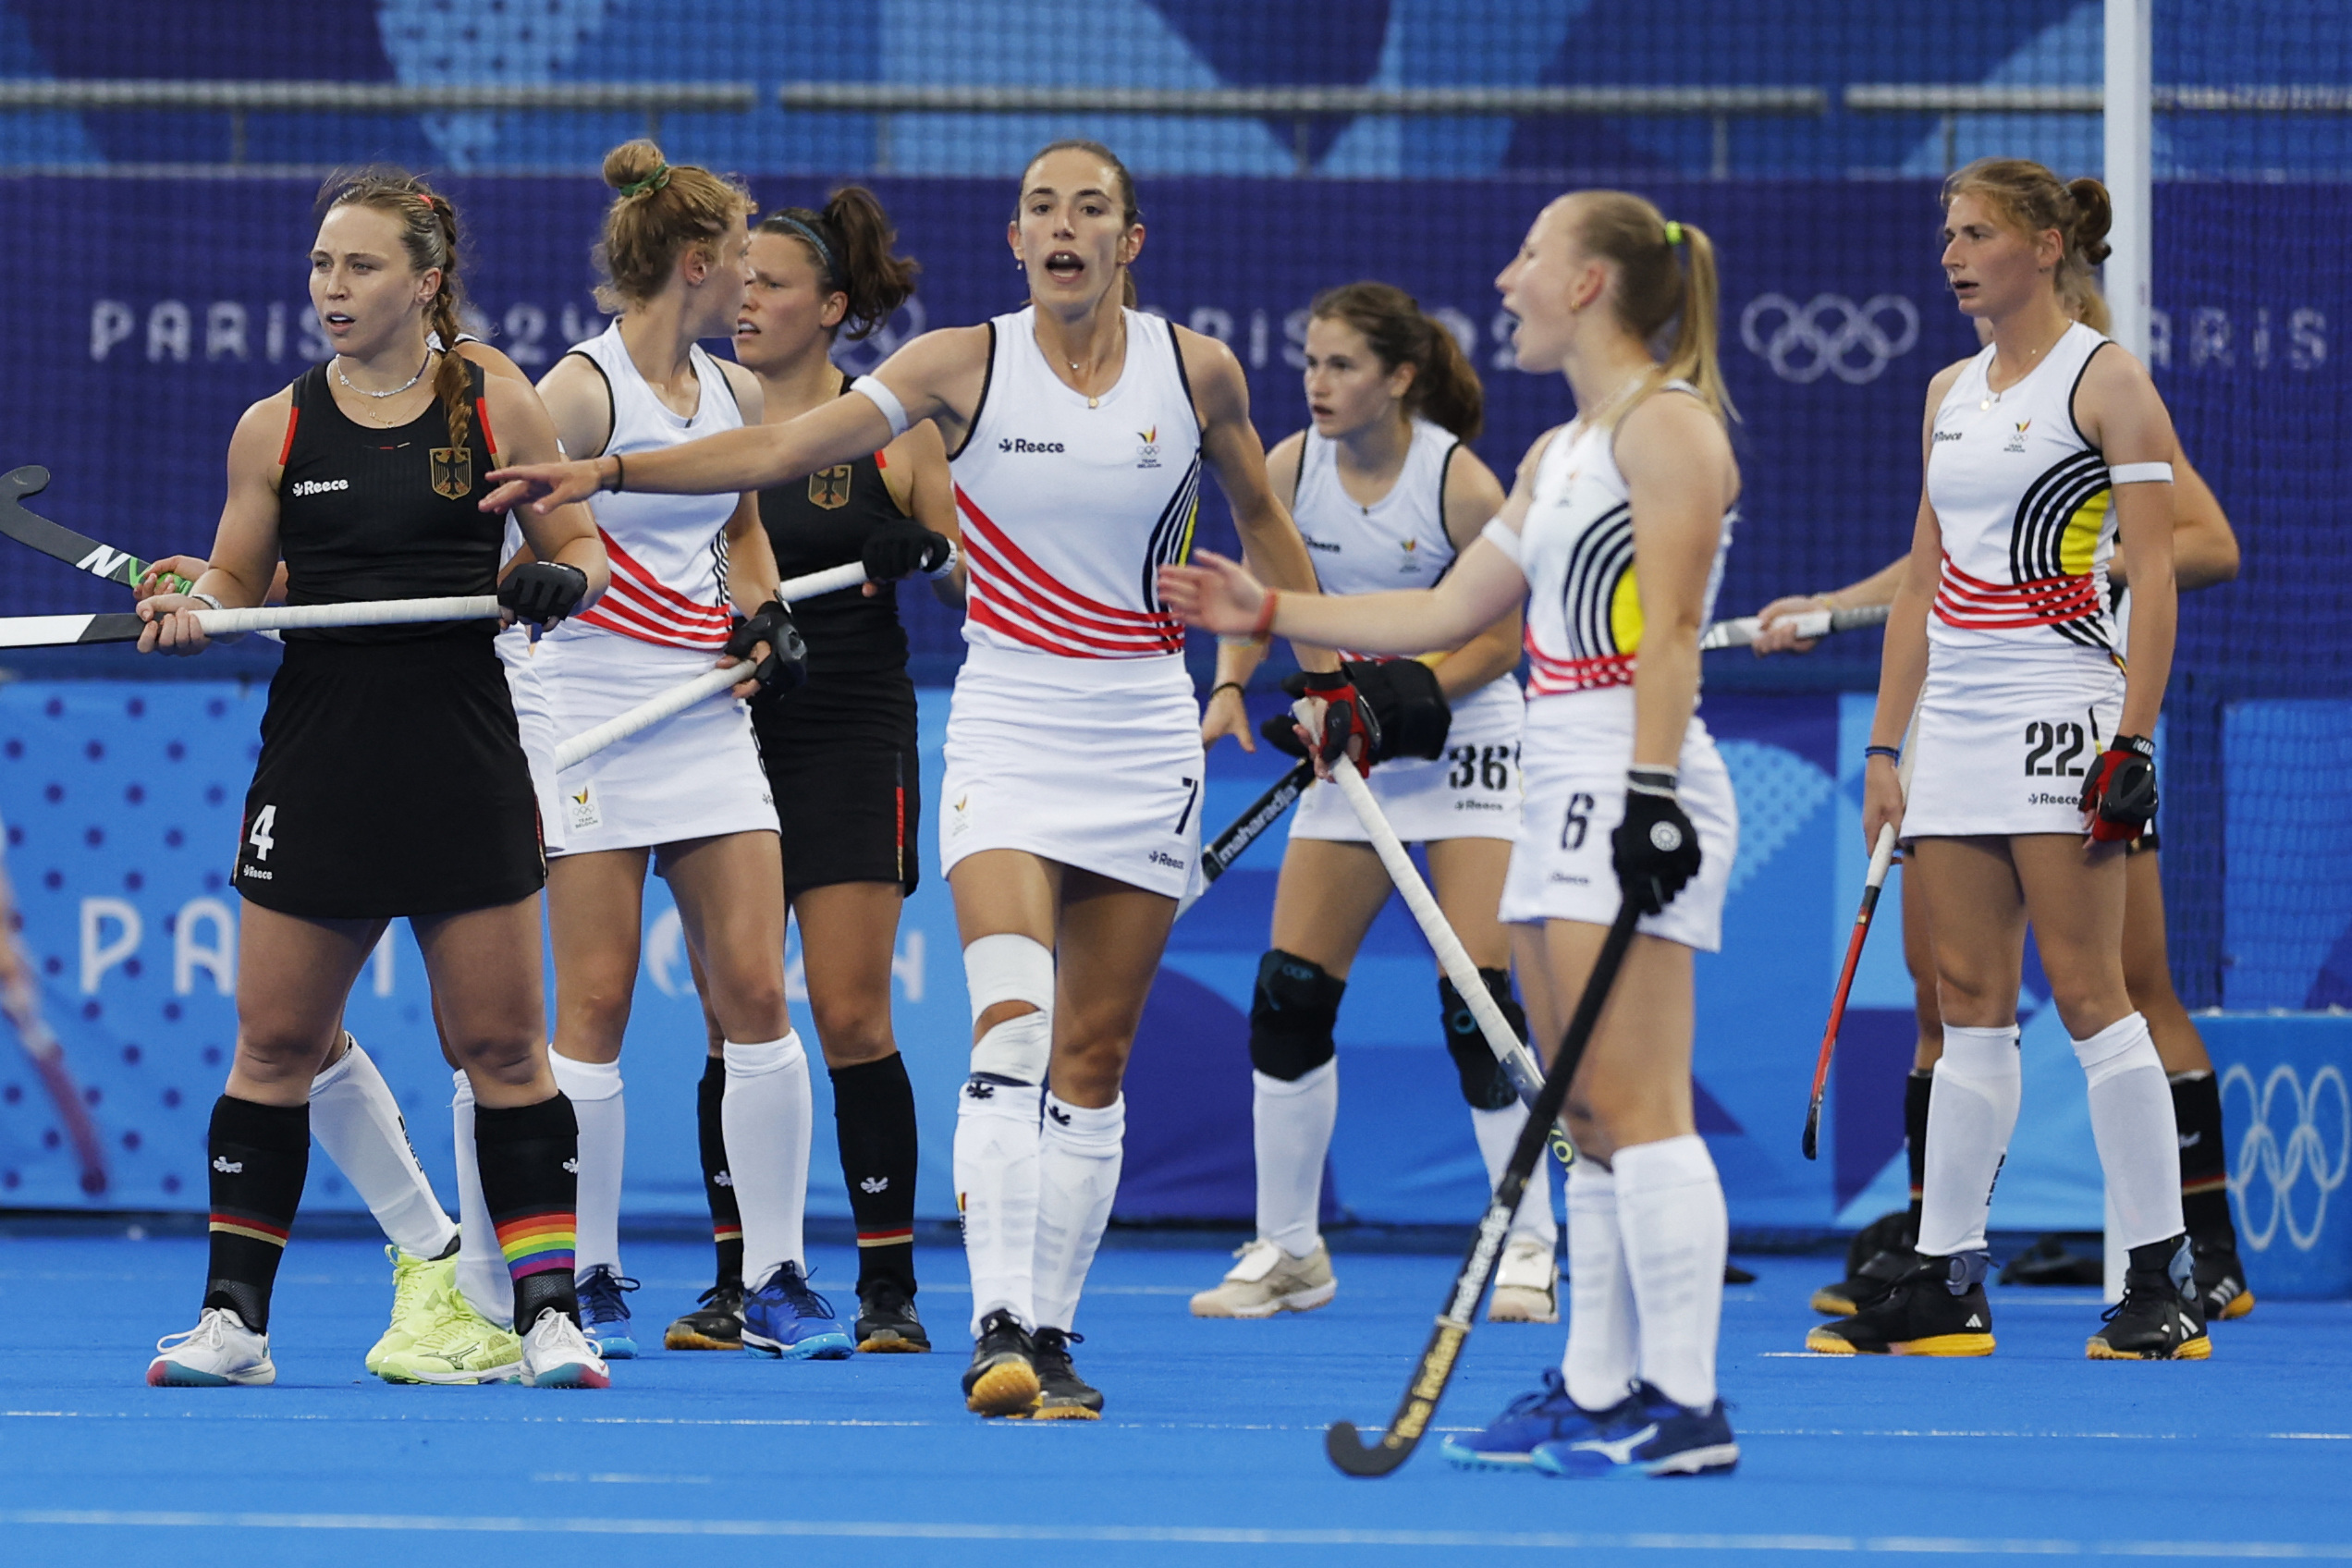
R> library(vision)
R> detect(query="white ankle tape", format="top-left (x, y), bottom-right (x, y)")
top-left (2073, 1012), bottom-right (2159, 1087)
top-left (550, 1051), bottom-right (623, 1102)
top-left (725, 1031), bottom-right (806, 1078)
top-left (972, 1010), bottom-right (1052, 1084)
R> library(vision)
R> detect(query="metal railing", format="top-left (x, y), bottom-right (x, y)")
top-left (0, 80), bottom-right (757, 165)
top-left (1846, 83), bottom-right (2352, 169)
top-left (777, 81), bottom-right (1829, 177)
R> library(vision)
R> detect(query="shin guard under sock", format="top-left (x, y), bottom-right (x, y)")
top-left (1562, 1160), bottom-right (1637, 1411)
top-left (1471, 1101), bottom-right (1561, 1252)
top-left (2075, 1013), bottom-right (2186, 1250)
top-left (473, 1094), bottom-right (580, 1329)
top-left (955, 1074), bottom-right (1042, 1334)
top-left (1612, 1134), bottom-right (1728, 1412)
top-left (1905, 1068), bottom-right (1934, 1231)
top-left (2171, 1070), bottom-right (2236, 1244)
top-left (450, 1071), bottom-right (514, 1328)
top-left (1031, 1093), bottom-right (1124, 1334)
top-left (1917, 1024), bottom-right (2022, 1257)
top-left (1253, 1060), bottom-right (1338, 1258)
top-left (695, 1054), bottom-right (744, 1283)
top-left (723, 1033), bottom-right (815, 1291)
top-left (309, 1040), bottom-right (456, 1260)
top-left (549, 1053), bottom-right (623, 1275)
top-left (831, 1052), bottom-right (921, 1293)
top-left (202, 1096), bottom-right (311, 1332)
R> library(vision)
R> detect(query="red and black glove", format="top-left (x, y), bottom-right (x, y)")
top-left (1287, 668), bottom-right (1381, 778)
top-left (2080, 732), bottom-right (2158, 844)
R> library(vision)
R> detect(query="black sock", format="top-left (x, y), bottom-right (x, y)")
top-left (831, 1053), bottom-right (919, 1294)
top-left (2171, 1071), bottom-right (2236, 1246)
top-left (1905, 1069), bottom-right (1934, 1235)
top-left (202, 1096), bottom-right (311, 1333)
top-left (696, 1054), bottom-right (744, 1284)
top-left (473, 1093), bottom-right (581, 1329)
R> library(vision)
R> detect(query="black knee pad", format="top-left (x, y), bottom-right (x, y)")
top-left (1441, 968), bottom-right (1527, 1111)
top-left (1248, 949), bottom-right (1344, 1081)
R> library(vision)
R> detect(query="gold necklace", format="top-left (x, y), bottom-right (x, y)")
top-left (1062, 322), bottom-right (1123, 409)
top-left (1981, 329), bottom-right (2062, 410)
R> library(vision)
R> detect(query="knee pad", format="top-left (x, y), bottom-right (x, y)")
top-left (723, 1031), bottom-right (805, 1079)
top-left (1440, 968), bottom-right (1525, 1111)
top-left (964, 933), bottom-right (1055, 1084)
top-left (1248, 949), bottom-right (1344, 1082)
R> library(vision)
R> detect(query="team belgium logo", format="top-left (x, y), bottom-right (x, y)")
top-left (429, 446), bottom-right (472, 499)
top-left (809, 464), bottom-right (853, 509)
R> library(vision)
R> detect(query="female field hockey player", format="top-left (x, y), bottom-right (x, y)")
top-left (138, 170), bottom-right (612, 1389)
top-left (1161, 190), bottom-right (1746, 1479)
top-left (1807, 159), bottom-right (2203, 1361)
top-left (662, 186), bottom-right (960, 1356)
top-left (1182, 282), bottom-right (1559, 1325)
top-left (484, 138), bottom-right (1340, 1419)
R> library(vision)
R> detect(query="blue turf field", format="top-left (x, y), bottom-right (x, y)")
top-left (2, 1235), bottom-right (2348, 1564)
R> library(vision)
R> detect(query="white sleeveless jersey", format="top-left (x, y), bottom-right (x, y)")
top-left (950, 307), bottom-right (1201, 660)
top-left (1292, 416), bottom-right (1523, 726)
top-left (1928, 321), bottom-right (2120, 657)
top-left (1517, 386), bottom-right (1733, 698)
top-left (565, 320), bottom-right (743, 651)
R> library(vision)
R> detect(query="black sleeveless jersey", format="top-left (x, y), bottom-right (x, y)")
top-left (757, 374), bottom-right (912, 679)
top-left (277, 357), bottom-right (504, 644)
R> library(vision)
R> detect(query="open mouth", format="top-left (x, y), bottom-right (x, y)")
top-left (1044, 251), bottom-right (1085, 282)
top-left (324, 312), bottom-right (355, 329)
top-left (735, 320), bottom-right (759, 337)
top-left (1308, 403), bottom-right (1335, 421)
top-left (1950, 278), bottom-right (1979, 301)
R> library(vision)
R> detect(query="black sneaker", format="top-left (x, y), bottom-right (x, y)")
top-left (855, 1279), bottom-right (931, 1354)
top-left (2190, 1235), bottom-right (2255, 1322)
top-left (664, 1280), bottom-right (745, 1351)
top-left (1806, 1251), bottom-right (1995, 1357)
top-left (1998, 1233), bottom-right (2105, 1286)
top-left (1015, 1327), bottom-right (1103, 1421)
top-left (2088, 1236), bottom-right (2211, 1360)
top-left (1810, 1210), bottom-right (1916, 1316)
top-left (962, 1308), bottom-right (1041, 1416)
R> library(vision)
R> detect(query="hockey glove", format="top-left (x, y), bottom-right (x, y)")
top-left (725, 598), bottom-right (810, 701)
top-left (496, 560), bottom-right (589, 626)
top-left (2080, 733), bottom-right (2157, 845)
top-left (1611, 768), bottom-right (1703, 916)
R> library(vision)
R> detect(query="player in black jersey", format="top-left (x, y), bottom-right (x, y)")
top-left (136, 170), bottom-right (613, 1389)
top-left (662, 187), bottom-right (960, 1354)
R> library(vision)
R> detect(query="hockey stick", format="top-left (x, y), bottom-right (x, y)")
top-left (1700, 602), bottom-right (1890, 652)
top-left (1, 973), bottom-right (106, 1195)
top-left (1801, 729), bottom-right (1917, 1159)
top-left (1172, 758), bottom-right (1315, 918)
top-left (1303, 701), bottom-right (1570, 1167)
top-left (550, 558), bottom-right (871, 771)
top-left (0, 464), bottom-right (189, 593)
top-left (0, 595), bottom-right (503, 649)
top-left (1326, 897), bottom-right (1642, 1477)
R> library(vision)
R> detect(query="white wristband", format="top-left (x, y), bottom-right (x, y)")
top-left (2109, 461), bottom-right (2174, 486)
top-left (187, 591), bottom-right (225, 612)
top-left (851, 374), bottom-right (912, 440)
top-left (1476, 516), bottom-right (1524, 568)
top-left (926, 541), bottom-right (960, 581)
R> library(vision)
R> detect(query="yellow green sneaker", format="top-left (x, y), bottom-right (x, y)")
top-left (377, 1286), bottom-right (524, 1385)
top-left (365, 1244), bottom-right (456, 1377)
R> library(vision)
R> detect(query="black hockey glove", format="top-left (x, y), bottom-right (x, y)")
top-left (1335, 657), bottom-right (1452, 762)
top-left (1611, 768), bottom-right (1703, 916)
top-left (725, 598), bottom-right (809, 702)
top-left (862, 519), bottom-right (955, 582)
top-left (496, 560), bottom-right (589, 626)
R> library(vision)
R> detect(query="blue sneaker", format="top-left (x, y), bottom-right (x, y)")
top-left (575, 1266), bottom-right (640, 1360)
top-left (1439, 1369), bottom-right (1637, 1471)
top-left (742, 1262), bottom-right (855, 1361)
top-left (1531, 1382), bottom-right (1740, 1478)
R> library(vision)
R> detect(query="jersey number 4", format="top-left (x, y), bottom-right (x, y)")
top-left (247, 803), bottom-right (277, 863)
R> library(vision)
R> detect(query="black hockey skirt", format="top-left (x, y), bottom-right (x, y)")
top-left (751, 670), bottom-right (921, 900)
top-left (233, 635), bottom-right (545, 920)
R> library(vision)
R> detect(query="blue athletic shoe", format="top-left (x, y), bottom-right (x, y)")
top-left (575, 1266), bottom-right (640, 1360)
top-left (1439, 1369), bottom-right (1637, 1471)
top-left (742, 1262), bottom-right (855, 1361)
top-left (1530, 1382), bottom-right (1740, 1479)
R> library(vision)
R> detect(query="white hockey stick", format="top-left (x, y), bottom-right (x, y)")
top-left (0, 594), bottom-right (503, 649)
top-left (1700, 602), bottom-right (1891, 652)
top-left (551, 558), bottom-right (872, 772)
top-left (1292, 699), bottom-right (1573, 1165)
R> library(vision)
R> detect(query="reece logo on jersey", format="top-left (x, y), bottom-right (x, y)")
top-left (289, 478), bottom-right (350, 497)
top-left (998, 437), bottom-right (1065, 455)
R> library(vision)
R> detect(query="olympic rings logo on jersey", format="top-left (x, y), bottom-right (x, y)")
top-left (2223, 1061), bottom-right (2350, 1253)
top-left (1739, 293), bottom-right (1920, 386)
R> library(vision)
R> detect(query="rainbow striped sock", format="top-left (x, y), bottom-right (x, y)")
top-left (496, 1208), bottom-right (577, 1284)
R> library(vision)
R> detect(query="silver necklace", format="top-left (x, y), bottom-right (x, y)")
top-left (1576, 366), bottom-right (1649, 430)
top-left (337, 348), bottom-right (434, 400)
top-left (1981, 332), bottom-right (2058, 410)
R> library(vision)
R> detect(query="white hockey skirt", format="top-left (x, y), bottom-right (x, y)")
top-left (1904, 640), bottom-right (2125, 839)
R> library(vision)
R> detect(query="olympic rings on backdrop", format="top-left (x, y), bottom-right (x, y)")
top-left (1739, 292), bottom-right (1920, 386)
top-left (2223, 1062), bottom-right (2351, 1254)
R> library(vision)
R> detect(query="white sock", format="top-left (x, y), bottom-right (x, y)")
top-left (1613, 1134), bottom-right (1728, 1411)
top-left (449, 1070), bottom-right (512, 1328)
top-left (1561, 1159), bottom-right (1637, 1410)
top-left (550, 1052), bottom-right (625, 1276)
top-left (310, 1039), bottom-right (455, 1259)
top-left (1917, 1024), bottom-right (2022, 1256)
top-left (955, 1076), bottom-right (1042, 1335)
top-left (1472, 1101), bottom-right (1561, 1251)
top-left (2075, 1011), bottom-right (2187, 1249)
top-left (1253, 1061), bottom-right (1337, 1257)
top-left (1032, 1093), bottom-right (1124, 1333)
top-left (722, 1032), bottom-right (814, 1289)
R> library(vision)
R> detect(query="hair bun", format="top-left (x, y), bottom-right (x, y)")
top-left (2067, 177), bottom-right (2113, 266)
top-left (603, 139), bottom-right (667, 193)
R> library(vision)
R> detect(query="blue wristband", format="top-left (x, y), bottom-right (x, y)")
top-left (1864, 744), bottom-right (1902, 764)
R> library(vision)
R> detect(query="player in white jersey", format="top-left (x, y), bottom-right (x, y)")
top-left (483, 139), bottom-right (1337, 1419)
top-left (483, 141), bottom-right (848, 1367)
top-left (1806, 160), bottom-right (2202, 1363)
top-left (1164, 190), bottom-right (1745, 1479)
top-left (1182, 282), bottom-right (1561, 1324)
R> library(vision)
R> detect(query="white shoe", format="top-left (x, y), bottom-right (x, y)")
top-left (520, 1307), bottom-right (611, 1389)
top-left (147, 1307), bottom-right (276, 1387)
top-left (1189, 1239), bottom-right (1337, 1318)
top-left (1488, 1236), bottom-right (1560, 1323)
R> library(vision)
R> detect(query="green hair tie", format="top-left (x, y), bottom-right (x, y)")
top-left (619, 165), bottom-right (671, 200)
top-left (1662, 220), bottom-right (1684, 246)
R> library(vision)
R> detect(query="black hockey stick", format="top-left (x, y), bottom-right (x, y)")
top-left (1175, 758), bottom-right (1314, 916)
top-left (1326, 897), bottom-right (1643, 1478)
top-left (0, 465), bottom-right (188, 591)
